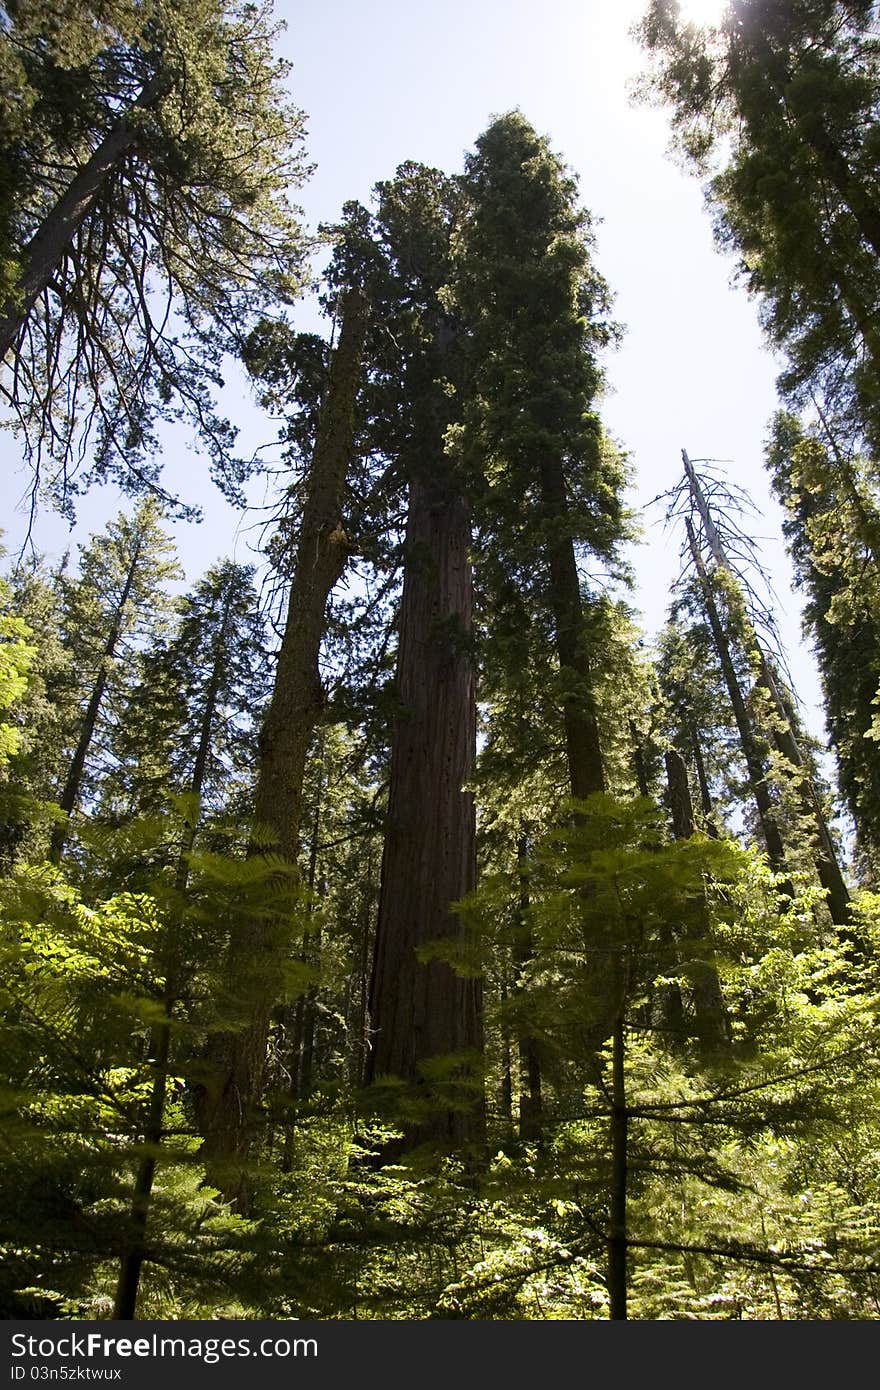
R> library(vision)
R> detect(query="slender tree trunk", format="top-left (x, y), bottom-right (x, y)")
top-left (686, 446), bottom-right (847, 918)
top-left (0, 81), bottom-right (162, 362)
top-left (812, 397), bottom-right (880, 564)
top-left (629, 720), bottom-right (650, 798)
top-left (50, 539), bottom-right (141, 864)
top-left (683, 457), bottom-right (843, 906)
top-left (655, 745), bottom-right (692, 1042)
top-left (354, 856), bottom-right (375, 1088)
top-left (666, 747), bottom-right (696, 842)
top-left (686, 519), bottom-right (788, 870)
top-left (284, 743), bottom-right (325, 1114)
top-left (299, 919), bottom-right (321, 1100)
top-left (608, 1015), bottom-right (628, 1321)
top-left (111, 1016), bottom-right (170, 1320)
top-left (499, 968), bottom-right (514, 1134)
top-left (197, 289), bottom-right (368, 1203)
top-left (810, 135), bottom-right (880, 262)
top-left (533, 457), bottom-right (614, 1060)
top-left (513, 834), bottom-right (543, 1142)
top-left (298, 758), bottom-right (325, 1101)
top-left (538, 457), bottom-right (605, 800)
top-left (688, 721), bottom-right (719, 837)
top-left (664, 748), bottom-right (729, 1050)
top-left (252, 288), bottom-right (369, 861)
top-left (365, 464), bottom-right (483, 1147)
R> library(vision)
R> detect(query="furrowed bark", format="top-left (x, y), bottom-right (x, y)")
top-left (365, 463), bottom-right (483, 1148)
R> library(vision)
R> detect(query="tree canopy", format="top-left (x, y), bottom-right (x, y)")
top-left (3, 2), bottom-right (880, 1328)
top-left (0, 0), bottom-right (311, 517)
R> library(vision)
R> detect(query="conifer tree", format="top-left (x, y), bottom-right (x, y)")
top-left (0, 559), bottom-right (77, 863)
top-left (361, 165), bottom-right (483, 1148)
top-left (767, 411), bottom-right (880, 871)
top-left (110, 561), bottom-right (267, 1318)
top-left (99, 559), bottom-right (267, 825)
top-left (450, 114), bottom-right (632, 1120)
top-left (49, 499), bottom-right (179, 862)
top-left (0, 577), bottom-right (35, 775)
top-left (684, 515), bottom-right (789, 871)
top-left (454, 112), bottom-right (629, 804)
top-left (656, 607), bottom-right (739, 836)
top-left (638, 0), bottom-right (880, 454)
top-left (0, 0), bottom-right (310, 511)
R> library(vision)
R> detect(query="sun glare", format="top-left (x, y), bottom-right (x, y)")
top-left (678, 0), bottom-right (728, 27)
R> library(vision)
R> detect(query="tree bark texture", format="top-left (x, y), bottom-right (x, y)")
top-left (252, 288), bottom-right (369, 861)
top-left (365, 473), bottom-right (483, 1147)
top-left (629, 721), bottom-right (651, 799)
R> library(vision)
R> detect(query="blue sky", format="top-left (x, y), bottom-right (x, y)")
top-left (3, 1), bottom-right (821, 726)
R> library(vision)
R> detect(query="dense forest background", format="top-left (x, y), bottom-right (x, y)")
top-left (2, 0), bottom-right (880, 1321)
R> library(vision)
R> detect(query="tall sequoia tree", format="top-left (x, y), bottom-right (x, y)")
top-left (637, 0), bottom-right (880, 454)
top-left (0, 0), bottom-right (310, 510)
top-left (362, 166), bottom-right (484, 1147)
top-left (450, 114), bottom-right (631, 1131)
top-left (453, 113), bottom-right (629, 805)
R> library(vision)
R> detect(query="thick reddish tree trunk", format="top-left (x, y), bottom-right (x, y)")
top-left (366, 471), bottom-right (483, 1147)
